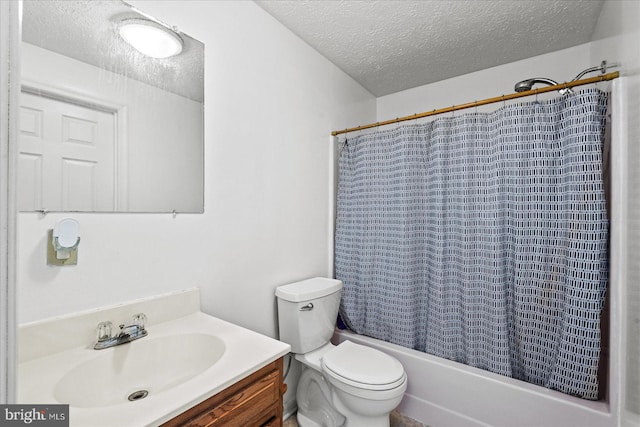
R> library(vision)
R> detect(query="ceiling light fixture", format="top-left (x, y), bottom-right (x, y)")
top-left (118, 19), bottom-right (183, 59)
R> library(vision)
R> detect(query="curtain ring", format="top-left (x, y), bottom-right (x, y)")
top-left (535, 88), bottom-right (539, 103)
top-left (502, 95), bottom-right (505, 108)
top-left (451, 105), bottom-right (455, 117)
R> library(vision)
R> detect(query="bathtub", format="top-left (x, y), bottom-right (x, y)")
top-left (332, 329), bottom-right (614, 427)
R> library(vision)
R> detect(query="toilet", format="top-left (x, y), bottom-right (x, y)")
top-left (276, 278), bottom-right (407, 427)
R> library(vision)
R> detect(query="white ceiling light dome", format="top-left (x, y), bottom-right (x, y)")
top-left (118, 18), bottom-right (183, 59)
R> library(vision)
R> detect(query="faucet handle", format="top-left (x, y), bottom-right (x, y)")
top-left (132, 313), bottom-right (147, 329)
top-left (96, 321), bottom-right (114, 342)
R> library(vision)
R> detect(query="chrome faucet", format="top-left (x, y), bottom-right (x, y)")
top-left (94, 313), bottom-right (148, 350)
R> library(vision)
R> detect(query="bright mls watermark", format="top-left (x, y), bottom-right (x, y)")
top-left (0, 405), bottom-right (68, 426)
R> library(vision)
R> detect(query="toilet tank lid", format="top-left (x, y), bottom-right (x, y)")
top-left (276, 278), bottom-right (342, 302)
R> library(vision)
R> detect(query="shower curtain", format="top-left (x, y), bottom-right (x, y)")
top-left (335, 89), bottom-right (609, 400)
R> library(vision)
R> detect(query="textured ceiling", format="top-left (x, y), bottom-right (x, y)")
top-left (255, 0), bottom-right (605, 96)
top-left (22, 0), bottom-right (204, 102)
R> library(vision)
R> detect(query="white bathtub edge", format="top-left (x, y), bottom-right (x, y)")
top-left (333, 329), bottom-right (615, 427)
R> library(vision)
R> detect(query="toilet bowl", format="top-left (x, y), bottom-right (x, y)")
top-left (276, 278), bottom-right (407, 427)
top-left (323, 340), bottom-right (406, 427)
top-left (295, 341), bottom-right (407, 427)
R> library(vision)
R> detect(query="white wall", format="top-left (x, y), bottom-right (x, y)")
top-left (17, 0), bottom-right (375, 338)
top-left (590, 1), bottom-right (640, 426)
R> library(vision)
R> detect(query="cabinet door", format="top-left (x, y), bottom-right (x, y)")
top-left (163, 358), bottom-right (284, 427)
top-left (189, 371), bottom-right (279, 426)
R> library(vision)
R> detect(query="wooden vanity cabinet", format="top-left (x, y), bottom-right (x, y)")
top-left (162, 358), bottom-right (285, 427)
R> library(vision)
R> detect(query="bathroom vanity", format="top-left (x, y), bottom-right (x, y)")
top-left (17, 289), bottom-right (290, 427)
top-left (162, 358), bottom-right (284, 426)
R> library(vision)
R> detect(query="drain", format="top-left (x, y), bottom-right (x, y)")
top-left (127, 390), bottom-right (149, 401)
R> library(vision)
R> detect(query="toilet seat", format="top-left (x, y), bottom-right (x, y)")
top-left (322, 341), bottom-right (406, 391)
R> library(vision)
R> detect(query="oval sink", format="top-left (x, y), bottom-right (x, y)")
top-left (54, 333), bottom-right (225, 408)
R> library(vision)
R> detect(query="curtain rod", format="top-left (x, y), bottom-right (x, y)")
top-left (331, 71), bottom-right (620, 136)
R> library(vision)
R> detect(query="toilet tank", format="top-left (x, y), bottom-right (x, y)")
top-left (275, 278), bottom-right (342, 354)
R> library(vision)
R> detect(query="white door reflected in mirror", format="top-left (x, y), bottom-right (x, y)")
top-left (19, 92), bottom-right (115, 212)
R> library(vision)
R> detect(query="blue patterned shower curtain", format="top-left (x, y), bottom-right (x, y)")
top-left (335, 89), bottom-right (609, 400)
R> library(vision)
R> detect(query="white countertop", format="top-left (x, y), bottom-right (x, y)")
top-left (18, 290), bottom-right (290, 427)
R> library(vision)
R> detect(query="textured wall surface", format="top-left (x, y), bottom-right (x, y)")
top-left (375, 43), bottom-right (592, 121)
top-left (22, 0), bottom-right (204, 102)
top-left (256, 0), bottom-right (604, 96)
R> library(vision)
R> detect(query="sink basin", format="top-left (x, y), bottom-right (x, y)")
top-left (18, 291), bottom-right (291, 427)
top-left (53, 333), bottom-right (225, 408)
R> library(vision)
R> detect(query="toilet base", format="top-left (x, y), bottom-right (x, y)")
top-left (331, 393), bottom-right (391, 427)
top-left (297, 411), bottom-right (343, 427)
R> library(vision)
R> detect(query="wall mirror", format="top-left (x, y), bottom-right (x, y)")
top-left (19, 0), bottom-right (204, 213)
